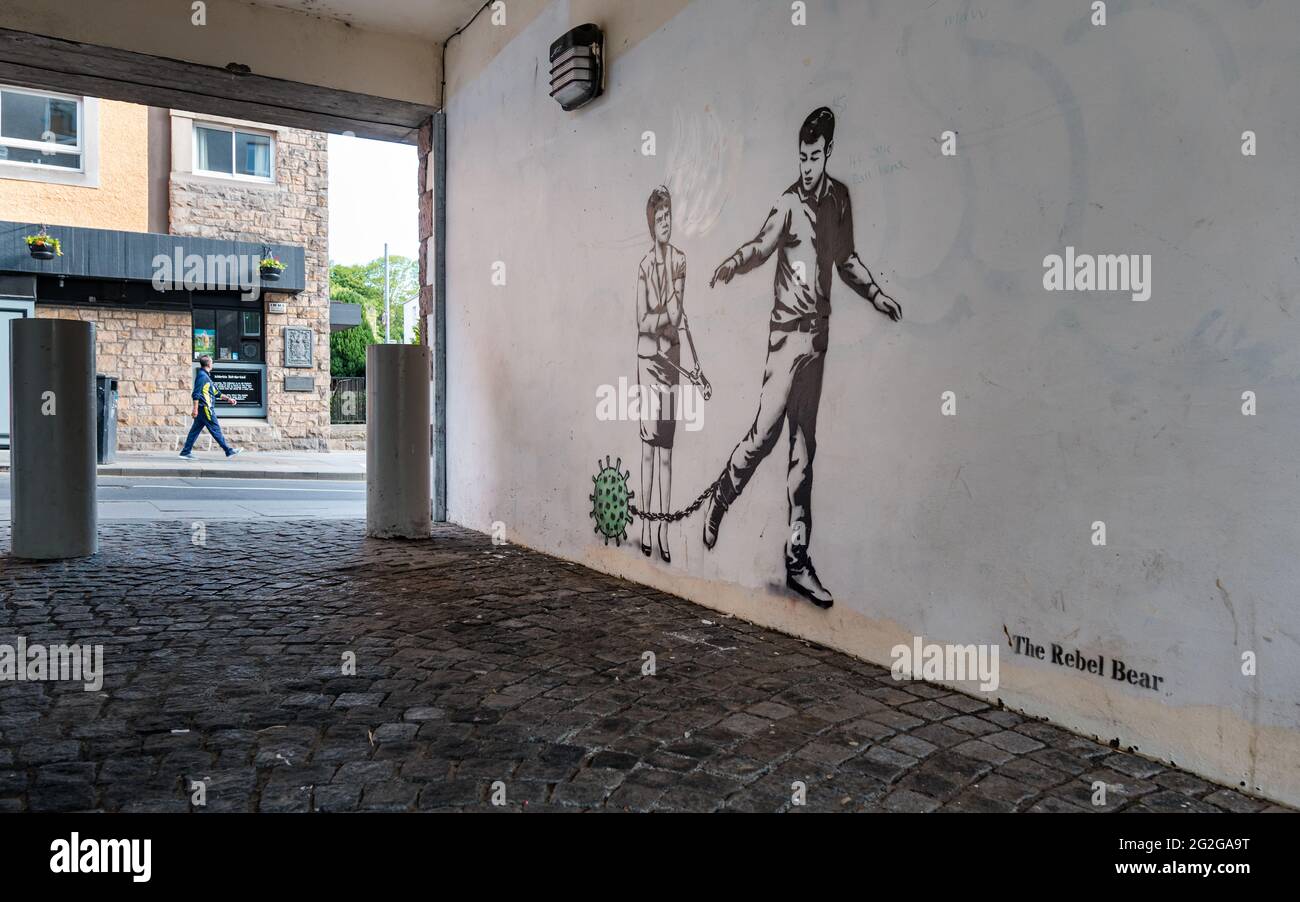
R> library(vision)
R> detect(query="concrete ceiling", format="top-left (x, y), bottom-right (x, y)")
top-left (246, 0), bottom-right (487, 42)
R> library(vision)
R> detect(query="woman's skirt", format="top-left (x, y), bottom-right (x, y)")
top-left (637, 346), bottom-right (680, 448)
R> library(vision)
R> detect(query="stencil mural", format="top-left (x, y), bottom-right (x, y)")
top-left (634, 186), bottom-right (711, 562)
top-left (592, 107), bottom-right (900, 609)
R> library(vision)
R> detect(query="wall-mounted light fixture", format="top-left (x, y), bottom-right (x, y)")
top-left (549, 24), bottom-right (604, 112)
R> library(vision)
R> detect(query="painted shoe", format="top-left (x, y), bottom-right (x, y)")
top-left (179, 451), bottom-right (194, 459)
top-left (786, 558), bottom-right (834, 609)
top-left (702, 490), bottom-right (727, 550)
top-left (226, 448), bottom-right (243, 458)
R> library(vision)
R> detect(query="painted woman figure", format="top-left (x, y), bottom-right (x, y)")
top-left (635, 186), bottom-right (688, 562)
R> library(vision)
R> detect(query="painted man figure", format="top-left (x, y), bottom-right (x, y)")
top-left (703, 107), bottom-right (901, 608)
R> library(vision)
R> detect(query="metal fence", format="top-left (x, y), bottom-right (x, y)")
top-left (330, 377), bottom-right (367, 424)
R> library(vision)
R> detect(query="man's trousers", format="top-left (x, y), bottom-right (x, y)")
top-left (182, 408), bottom-right (234, 455)
top-left (717, 324), bottom-right (826, 567)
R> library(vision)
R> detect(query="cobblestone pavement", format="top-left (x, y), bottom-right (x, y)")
top-left (0, 521), bottom-right (1288, 813)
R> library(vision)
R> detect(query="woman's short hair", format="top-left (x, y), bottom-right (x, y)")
top-left (646, 185), bottom-right (672, 237)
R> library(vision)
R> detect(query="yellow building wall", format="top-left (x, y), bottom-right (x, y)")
top-left (0, 98), bottom-right (149, 231)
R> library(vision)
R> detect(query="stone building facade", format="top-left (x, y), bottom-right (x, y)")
top-left (166, 112), bottom-right (331, 450)
top-left (34, 306), bottom-right (191, 448)
top-left (0, 93), bottom-right (329, 451)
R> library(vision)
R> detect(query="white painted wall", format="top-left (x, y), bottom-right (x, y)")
top-left (444, 0), bottom-right (1300, 805)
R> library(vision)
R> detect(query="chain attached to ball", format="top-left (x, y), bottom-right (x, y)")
top-left (590, 454), bottom-right (721, 540)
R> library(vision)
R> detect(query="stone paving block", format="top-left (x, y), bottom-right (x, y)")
top-left (884, 733), bottom-right (938, 760)
top-left (953, 739), bottom-right (1017, 766)
top-left (553, 769), bottom-right (624, 808)
top-left (332, 760), bottom-right (396, 784)
top-left (1152, 770), bottom-right (1214, 797)
top-left (882, 789), bottom-right (941, 812)
top-left (934, 693), bottom-right (990, 714)
top-left (945, 715), bottom-right (1000, 737)
top-left (868, 709), bottom-right (927, 731)
top-left (28, 781), bottom-right (97, 811)
top-left (944, 792), bottom-right (1017, 812)
top-left (1101, 752), bottom-right (1165, 780)
top-left (978, 709), bottom-right (1027, 729)
top-left (793, 736), bottom-right (864, 767)
top-left (844, 745), bottom-right (918, 784)
top-left (1203, 789), bottom-right (1268, 813)
top-left (1056, 769), bottom-right (1156, 811)
top-left (1137, 790), bottom-right (1224, 813)
top-left (984, 730), bottom-right (1046, 755)
top-left (654, 771), bottom-right (742, 812)
top-left (1028, 747), bottom-right (1091, 776)
top-left (1028, 796), bottom-right (1090, 813)
top-left (996, 757), bottom-right (1071, 792)
top-left (260, 784), bottom-right (314, 813)
top-left (313, 783), bottom-right (362, 812)
top-left (359, 781), bottom-right (420, 811)
top-left (966, 773), bottom-right (1039, 806)
top-left (746, 701), bottom-right (797, 721)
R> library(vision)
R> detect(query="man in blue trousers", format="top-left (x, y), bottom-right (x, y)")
top-left (180, 355), bottom-right (242, 459)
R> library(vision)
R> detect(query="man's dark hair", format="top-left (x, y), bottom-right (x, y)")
top-left (198, 355), bottom-right (213, 369)
top-left (645, 185), bottom-right (671, 239)
top-left (800, 107), bottom-right (836, 149)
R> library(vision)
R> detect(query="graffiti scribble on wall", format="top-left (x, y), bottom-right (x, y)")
top-left (665, 107), bottom-right (743, 238)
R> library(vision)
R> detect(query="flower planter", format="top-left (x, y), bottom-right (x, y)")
top-left (259, 266), bottom-right (282, 283)
top-left (29, 244), bottom-right (55, 260)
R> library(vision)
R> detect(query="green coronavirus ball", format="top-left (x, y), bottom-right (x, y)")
top-left (590, 456), bottom-right (633, 544)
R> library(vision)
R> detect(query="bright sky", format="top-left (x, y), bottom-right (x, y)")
top-left (327, 134), bottom-right (419, 265)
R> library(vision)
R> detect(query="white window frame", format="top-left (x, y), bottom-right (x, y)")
top-left (0, 85), bottom-right (98, 187)
top-left (192, 121), bottom-right (276, 183)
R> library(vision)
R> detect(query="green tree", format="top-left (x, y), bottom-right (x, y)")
top-left (330, 256), bottom-right (418, 342)
top-left (329, 307), bottom-right (376, 377)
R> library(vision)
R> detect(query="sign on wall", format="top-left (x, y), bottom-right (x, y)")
top-left (210, 365), bottom-right (265, 412)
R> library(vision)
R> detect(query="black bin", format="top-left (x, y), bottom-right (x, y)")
top-left (95, 374), bottom-right (119, 464)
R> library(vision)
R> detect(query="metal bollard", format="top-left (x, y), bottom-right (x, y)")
top-left (366, 343), bottom-right (432, 538)
top-left (9, 319), bottom-right (97, 559)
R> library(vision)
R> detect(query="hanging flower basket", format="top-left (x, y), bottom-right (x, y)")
top-left (24, 230), bottom-right (62, 260)
top-left (258, 255), bottom-right (285, 282)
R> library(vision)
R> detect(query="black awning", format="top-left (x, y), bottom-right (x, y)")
top-left (0, 220), bottom-right (306, 293)
top-left (330, 301), bottom-right (363, 332)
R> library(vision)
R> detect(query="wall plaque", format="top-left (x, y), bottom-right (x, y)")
top-left (284, 326), bottom-right (313, 368)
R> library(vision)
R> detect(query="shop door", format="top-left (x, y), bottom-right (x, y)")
top-left (0, 299), bottom-right (36, 448)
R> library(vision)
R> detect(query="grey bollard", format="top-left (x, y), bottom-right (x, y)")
top-left (366, 343), bottom-right (432, 538)
top-left (10, 319), bottom-right (97, 559)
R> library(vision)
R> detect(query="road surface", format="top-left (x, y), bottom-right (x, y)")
top-left (0, 475), bottom-right (365, 520)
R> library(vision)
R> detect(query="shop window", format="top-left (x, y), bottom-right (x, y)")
top-left (0, 86), bottom-right (83, 171)
top-left (194, 122), bottom-right (274, 181)
top-left (193, 300), bottom-right (266, 418)
top-left (193, 307), bottom-right (262, 363)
